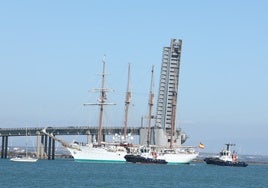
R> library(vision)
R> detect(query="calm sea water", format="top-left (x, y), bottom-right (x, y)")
top-left (1, 159), bottom-right (267, 188)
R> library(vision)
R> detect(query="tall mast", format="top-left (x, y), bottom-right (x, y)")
top-left (147, 65), bottom-right (154, 146)
top-left (226, 143), bottom-right (235, 151)
top-left (84, 56), bottom-right (115, 145)
top-left (98, 57), bottom-right (106, 145)
top-left (123, 63), bottom-right (131, 142)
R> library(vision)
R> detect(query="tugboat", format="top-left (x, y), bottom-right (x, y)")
top-left (204, 144), bottom-right (248, 167)
top-left (124, 146), bottom-right (167, 164)
top-left (124, 154), bottom-right (168, 164)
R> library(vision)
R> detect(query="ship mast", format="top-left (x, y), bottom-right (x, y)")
top-left (123, 63), bottom-right (131, 142)
top-left (147, 65), bottom-right (154, 146)
top-left (226, 143), bottom-right (236, 151)
top-left (84, 56), bottom-right (115, 145)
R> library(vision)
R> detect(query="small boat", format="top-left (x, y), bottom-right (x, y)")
top-left (10, 156), bottom-right (38, 163)
top-left (204, 144), bottom-right (248, 167)
top-left (10, 127), bottom-right (38, 163)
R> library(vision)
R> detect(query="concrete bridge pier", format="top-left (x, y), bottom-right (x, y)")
top-left (36, 133), bottom-right (55, 160)
top-left (1, 136), bottom-right (8, 159)
top-left (36, 132), bottom-right (46, 159)
top-left (44, 134), bottom-right (48, 155)
top-left (46, 136), bottom-right (55, 160)
top-left (86, 131), bottom-right (91, 145)
top-left (95, 134), bottom-right (105, 144)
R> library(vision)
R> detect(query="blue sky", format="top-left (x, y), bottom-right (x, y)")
top-left (0, 1), bottom-right (267, 155)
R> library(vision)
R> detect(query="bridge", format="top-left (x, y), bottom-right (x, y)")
top-left (0, 126), bottom-right (141, 160)
top-left (0, 126), bottom-right (140, 136)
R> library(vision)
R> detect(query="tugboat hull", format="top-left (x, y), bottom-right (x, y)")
top-left (204, 157), bottom-right (248, 167)
top-left (125, 154), bottom-right (167, 164)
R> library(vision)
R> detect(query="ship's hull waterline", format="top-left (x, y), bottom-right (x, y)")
top-left (67, 145), bottom-right (127, 163)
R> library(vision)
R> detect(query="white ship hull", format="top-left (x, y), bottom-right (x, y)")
top-left (158, 153), bottom-right (198, 164)
top-left (10, 157), bottom-right (38, 163)
top-left (67, 144), bottom-right (127, 163)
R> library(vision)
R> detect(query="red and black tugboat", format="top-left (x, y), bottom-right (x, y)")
top-left (204, 144), bottom-right (248, 167)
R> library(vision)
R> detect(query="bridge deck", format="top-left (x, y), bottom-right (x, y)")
top-left (0, 126), bottom-right (140, 136)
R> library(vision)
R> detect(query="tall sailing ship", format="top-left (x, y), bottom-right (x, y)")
top-left (43, 57), bottom-right (130, 163)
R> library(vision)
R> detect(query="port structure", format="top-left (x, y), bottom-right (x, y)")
top-left (155, 39), bottom-right (182, 130)
top-left (1, 39), bottom-right (187, 158)
top-left (139, 39), bottom-right (186, 147)
top-left (0, 126), bottom-right (139, 160)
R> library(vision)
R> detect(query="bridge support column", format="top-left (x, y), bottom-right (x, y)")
top-left (44, 135), bottom-right (48, 155)
top-left (52, 138), bottom-right (55, 160)
top-left (96, 134), bottom-right (105, 143)
top-left (48, 136), bottom-right (51, 160)
top-left (40, 135), bottom-right (45, 159)
top-left (36, 133), bottom-right (45, 159)
top-left (1, 136), bottom-right (4, 158)
top-left (36, 134), bottom-right (41, 158)
top-left (87, 134), bottom-right (91, 145)
top-left (1, 136), bottom-right (8, 159)
top-left (86, 131), bottom-right (91, 145)
top-left (93, 135), bottom-right (96, 143)
top-left (46, 135), bottom-right (55, 160)
top-left (4, 136), bottom-right (8, 158)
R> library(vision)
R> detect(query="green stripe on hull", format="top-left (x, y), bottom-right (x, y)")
top-left (74, 159), bottom-right (126, 163)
